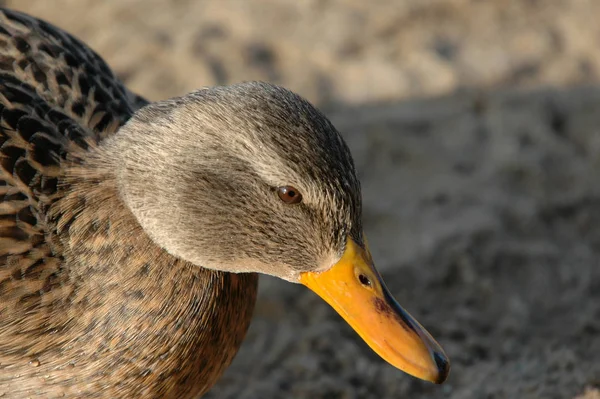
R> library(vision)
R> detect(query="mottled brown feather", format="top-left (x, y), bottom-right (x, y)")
top-left (0, 8), bottom-right (257, 398)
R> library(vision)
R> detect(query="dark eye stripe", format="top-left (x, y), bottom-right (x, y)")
top-left (277, 186), bottom-right (302, 204)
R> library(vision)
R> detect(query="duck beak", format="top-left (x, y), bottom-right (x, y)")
top-left (300, 237), bottom-right (450, 384)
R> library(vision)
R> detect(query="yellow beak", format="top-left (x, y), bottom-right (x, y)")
top-left (300, 237), bottom-right (450, 384)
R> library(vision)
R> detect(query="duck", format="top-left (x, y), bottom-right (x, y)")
top-left (0, 7), bottom-right (449, 398)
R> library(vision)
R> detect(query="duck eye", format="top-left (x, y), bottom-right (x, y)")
top-left (277, 186), bottom-right (302, 204)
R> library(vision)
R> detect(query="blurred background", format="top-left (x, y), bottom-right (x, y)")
top-left (5, 1), bottom-right (599, 398)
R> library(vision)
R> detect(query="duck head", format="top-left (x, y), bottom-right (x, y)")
top-left (105, 81), bottom-right (450, 384)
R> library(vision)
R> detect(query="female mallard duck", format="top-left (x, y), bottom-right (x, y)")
top-left (0, 7), bottom-right (449, 398)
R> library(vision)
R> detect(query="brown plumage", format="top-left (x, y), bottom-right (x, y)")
top-left (0, 7), bottom-right (451, 398)
top-left (0, 7), bottom-right (362, 398)
top-left (0, 8), bottom-right (262, 398)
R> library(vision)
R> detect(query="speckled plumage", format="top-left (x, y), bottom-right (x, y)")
top-left (0, 8), bottom-right (258, 398)
top-left (0, 7), bottom-right (363, 398)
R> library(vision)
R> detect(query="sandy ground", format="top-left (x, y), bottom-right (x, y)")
top-left (6, 0), bottom-right (600, 105)
top-left (3, 1), bottom-right (599, 398)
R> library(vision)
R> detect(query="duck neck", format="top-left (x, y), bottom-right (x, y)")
top-left (46, 151), bottom-right (259, 397)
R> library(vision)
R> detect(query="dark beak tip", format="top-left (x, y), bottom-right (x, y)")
top-left (433, 351), bottom-right (451, 384)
